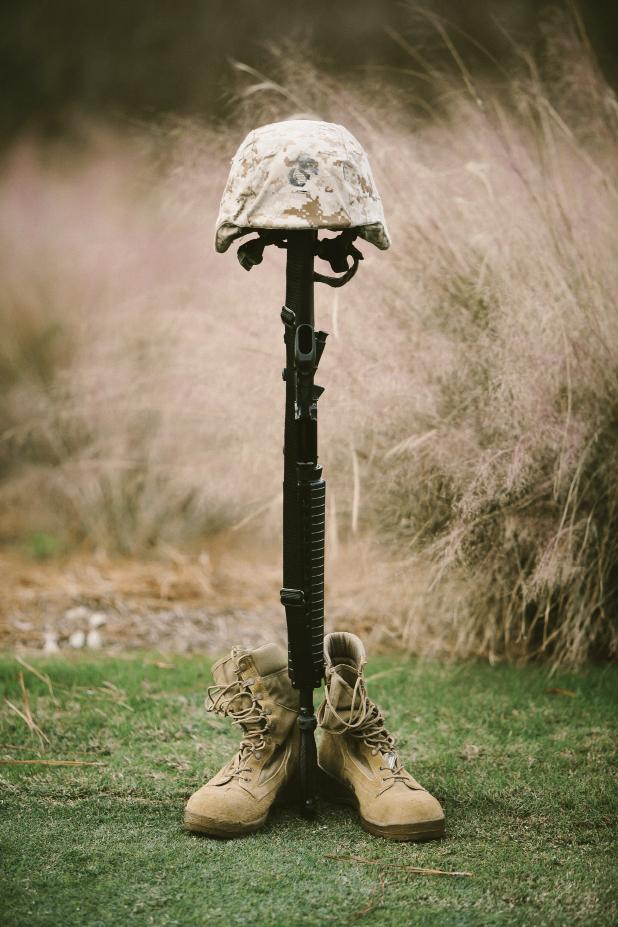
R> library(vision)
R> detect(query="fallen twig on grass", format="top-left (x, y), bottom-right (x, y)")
top-left (325, 854), bottom-right (473, 878)
top-left (545, 687), bottom-right (576, 698)
top-left (73, 682), bottom-right (133, 711)
top-left (18, 671), bottom-right (50, 744)
top-left (0, 758), bottom-right (105, 767)
top-left (4, 673), bottom-right (50, 745)
top-left (4, 702), bottom-right (49, 745)
top-left (15, 656), bottom-right (56, 701)
top-left (101, 681), bottom-right (133, 711)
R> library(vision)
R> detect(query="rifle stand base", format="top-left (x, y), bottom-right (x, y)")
top-left (298, 690), bottom-right (318, 819)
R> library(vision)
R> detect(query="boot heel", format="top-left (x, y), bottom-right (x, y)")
top-left (318, 767), bottom-right (357, 807)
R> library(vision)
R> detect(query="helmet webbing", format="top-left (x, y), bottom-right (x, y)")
top-left (236, 230), bottom-right (363, 288)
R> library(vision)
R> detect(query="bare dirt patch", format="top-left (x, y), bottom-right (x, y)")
top-left (1, 535), bottom-right (286, 655)
top-left (1, 535), bottom-right (394, 656)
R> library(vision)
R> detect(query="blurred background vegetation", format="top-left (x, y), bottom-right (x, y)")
top-left (1, 1), bottom-right (617, 143)
top-left (1, 2), bottom-right (617, 665)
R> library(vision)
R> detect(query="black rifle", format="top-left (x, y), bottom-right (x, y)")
top-left (280, 230), bottom-right (328, 817)
top-left (236, 226), bottom-right (361, 817)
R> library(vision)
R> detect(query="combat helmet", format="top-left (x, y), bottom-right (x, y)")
top-left (215, 118), bottom-right (390, 286)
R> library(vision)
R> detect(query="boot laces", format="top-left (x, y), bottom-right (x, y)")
top-left (319, 671), bottom-right (409, 787)
top-left (205, 679), bottom-right (270, 781)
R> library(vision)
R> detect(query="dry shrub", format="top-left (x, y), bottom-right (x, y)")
top-left (362, 18), bottom-right (618, 665)
top-left (0, 13), bottom-right (616, 663)
top-left (0, 130), bottom-right (283, 553)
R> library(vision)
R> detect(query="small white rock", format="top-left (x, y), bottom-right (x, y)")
top-left (65, 606), bottom-right (90, 623)
top-left (86, 629), bottom-right (103, 649)
top-left (43, 631), bottom-right (60, 654)
top-left (88, 612), bottom-right (107, 629)
top-left (68, 629), bottom-right (86, 648)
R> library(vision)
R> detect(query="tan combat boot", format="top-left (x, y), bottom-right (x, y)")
top-left (184, 643), bottom-right (299, 837)
top-left (317, 632), bottom-right (445, 841)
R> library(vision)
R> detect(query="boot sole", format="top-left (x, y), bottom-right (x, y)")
top-left (184, 810), bottom-right (268, 837)
top-left (318, 767), bottom-right (445, 842)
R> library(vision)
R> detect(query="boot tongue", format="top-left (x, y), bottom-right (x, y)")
top-left (251, 643), bottom-right (286, 677)
top-left (319, 663), bottom-right (359, 732)
top-left (212, 643), bottom-right (286, 687)
top-left (209, 644), bottom-right (287, 735)
top-left (324, 632), bottom-right (366, 670)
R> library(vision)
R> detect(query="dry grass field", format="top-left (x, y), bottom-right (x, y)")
top-left (1, 15), bottom-right (617, 664)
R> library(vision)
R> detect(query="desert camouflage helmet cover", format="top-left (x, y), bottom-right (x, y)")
top-left (215, 119), bottom-right (390, 253)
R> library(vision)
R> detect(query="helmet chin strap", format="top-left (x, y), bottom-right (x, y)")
top-left (313, 231), bottom-right (363, 287)
top-left (236, 230), bottom-right (363, 287)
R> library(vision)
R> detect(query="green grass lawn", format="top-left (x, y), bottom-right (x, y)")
top-left (0, 653), bottom-right (616, 927)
